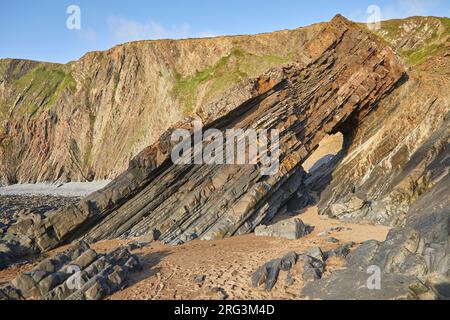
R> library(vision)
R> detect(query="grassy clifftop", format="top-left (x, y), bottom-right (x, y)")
top-left (0, 60), bottom-right (76, 121)
top-left (173, 48), bottom-right (292, 114)
top-left (363, 16), bottom-right (450, 67)
top-left (13, 64), bottom-right (76, 116)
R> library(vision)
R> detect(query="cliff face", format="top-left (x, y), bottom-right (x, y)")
top-left (313, 16), bottom-right (450, 227)
top-left (298, 17), bottom-right (450, 293)
top-left (1, 15), bottom-right (449, 300)
top-left (0, 25), bottom-right (322, 185)
top-left (27, 15), bottom-right (405, 251)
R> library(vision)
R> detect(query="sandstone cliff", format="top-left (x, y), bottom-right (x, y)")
top-left (23, 15), bottom-right (404, 251)
top-left (1, 15), bottom-right (449, 300)
top-left (0, 24), bottom-right (322, 185)
top-left (311, 16), bottom-right (449, 227)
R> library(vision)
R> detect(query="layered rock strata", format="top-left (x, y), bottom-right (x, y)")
top-left (20, 16), bottom-right (405, 256)
top-left (0, 23), bottom-right (323, 185)
top-left (0, 240), bottom-right (141, 300)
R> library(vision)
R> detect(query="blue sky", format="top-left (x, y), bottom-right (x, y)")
top-left (1, 0), bottom-right (449, 64)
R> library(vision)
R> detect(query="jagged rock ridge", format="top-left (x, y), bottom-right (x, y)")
top-left (28, 15), bottom-right (404, 252)
top-left (0, 23), bottom-right (323, 185)
top-left (297, 16), bottom-right (450, 299)
top-left (1, 15), bottom-right (449, 300)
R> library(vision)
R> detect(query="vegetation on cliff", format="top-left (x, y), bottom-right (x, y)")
top-left (365, 16), bottom-right (449, 67)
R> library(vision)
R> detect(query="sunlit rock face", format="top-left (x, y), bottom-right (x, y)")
top-left (29, 15), bottom-right (405, 251)
top-left (1, 16), bottom-right (448, 301)
top-left (0, 23), bottom-right (323, 185)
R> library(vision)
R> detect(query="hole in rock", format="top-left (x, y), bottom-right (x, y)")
top-left (302, 133), bottom-right (344, 174)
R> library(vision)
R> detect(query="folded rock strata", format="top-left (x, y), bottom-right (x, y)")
top-left (21, 16), bottom-right (405, 256)
top-left (251, 245), bottom-right (352, 292)
top-left (0, 22), bottom-right (323, 185)
top-left (306, 18), bottom-right (449, 243)
top-left (316, 74), bottom-right (450, 227)
top-left (302, 140), bottom-right (449, 299)
top-left (294, 18), bottom-right (450, 296)
top-left (0, 240), bottom-right (141, 300)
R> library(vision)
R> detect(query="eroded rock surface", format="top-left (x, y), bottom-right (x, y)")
top-left (294, 17), bottom-right (450, 299)
top-left (302, 268), bottom-right (434, 300)
top-left (2, 15), bottom-right (447, 300)
top-left (0, 240), bottom-right (141, 300)
top-left (251, 244), bottom-right (352, 292)
top-left (0, 23), bottom-right (323, 185)
top-left (22, 16), bottom-right (404, 257)
top-left (255, 218), bottom-right (311, 240)
top-left (0, 195), bottom-right (78, 234)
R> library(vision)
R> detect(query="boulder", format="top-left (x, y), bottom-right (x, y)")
top-left (0, 285), bottom-right (22, 300)
top-left (11, 274), bottom-right (36, 296)
top-left (251, 259), bottom-right (282, 291)
top-left (302, 268), bottom-right (435, 300)
top-left (280, 252), bottom-right (298, 271)
top-left (1, 242), bottom-right (141, 301)
top-left (255, 218), bottom-right (310, 240)
top-left (194, 275), bottom-right (206, 284)
top-left (251, 248), bottom-right (328, 291)
top-left (324, 242), bottom-right (354, 259)
top-left (304, 247), bottom-right (324, 263)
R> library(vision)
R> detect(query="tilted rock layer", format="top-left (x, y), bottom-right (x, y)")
top-left (0, 240), bottom-right (141, 300)
top-left (28, 15), bottom-right (404, 252)
top-left (0, 24), bottom-right (323, 185)
top-left (1, 15), bottom-right (449, 300)
top-left (299, 17), bottom-right (450, 299)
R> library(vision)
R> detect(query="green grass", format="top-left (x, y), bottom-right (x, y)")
top-left (363, 17), bottom-right (449, 67)
top-left (13, 64), bottom-right (77, 117)
top-left (438, 17), bottom-right (450, 32)
top-left (0, 99), bottom-right (7, 124)
top-left (402, 18), bottom-right (449, 67)
top-left (0, 61), bottom-right (13, 123)
top-left (82, 113), bottom-right (97, 168)
top-left (0, 60), bottom-right (8, 79)
top-left (378, 19), bottom-right (405, 44)
top-left (112, 72), bottom-right (120, 95)
top-left (404, 42), bottom-right (446, 66)
top-left (172, 48), bottom-right (292, 114)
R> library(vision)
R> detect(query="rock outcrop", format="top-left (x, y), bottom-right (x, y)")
top-left (251, 244), bottom-right (441, 300)
top-left (255, 218), bottom-right (311, 240)
top-left (21, 15), bottom-right (405, 255)
top-left (294, 17), bottom-right (450, 299)
top-left (0, 24), bottom-right (323, 185)
top-left (0, 240), bottom-right (141, 300)
top-left (302, 268), bottom-right (436, 300)
top-left (315, 72), bottom-right (450, 227)
top-left (251, 244), bottom-right (352, 292)
top-left (311, 17), bottom-right (449, 227)
top-left (302, 144), bottom-right (449, 298)
top-left (2, 15), bottom-right (447, 300)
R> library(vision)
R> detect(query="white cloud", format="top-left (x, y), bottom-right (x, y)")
top-left (196, 31), bottom-right (218, 38)
top-left (107, 16), bottom-right (217, 42)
